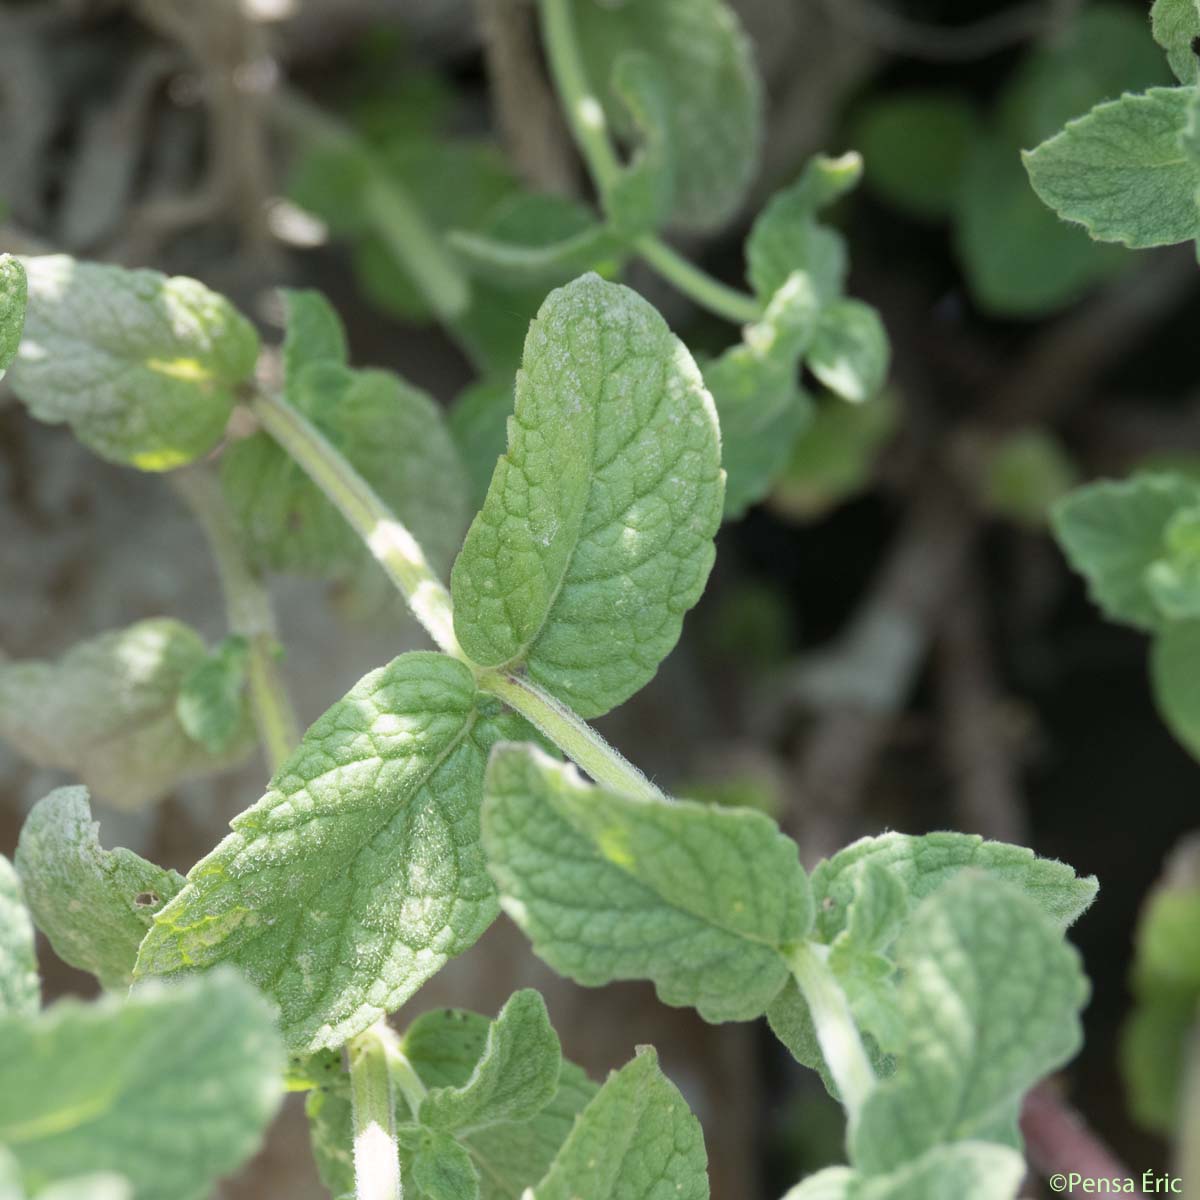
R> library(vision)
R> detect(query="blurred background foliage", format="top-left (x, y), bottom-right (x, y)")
top-left (2, 0), bottom-right (1200, 1197)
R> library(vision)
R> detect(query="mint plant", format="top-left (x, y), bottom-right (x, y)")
top-left (0, 0), bottom-right (1121, 1195)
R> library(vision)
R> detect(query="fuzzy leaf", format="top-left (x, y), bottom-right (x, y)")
top-left (849, 875), bottom-right (1088, 1173)
top-left (14, 787), bottom-right (183, 991)
top-left (704, 273), bottom-right (818, 519)
top-left (0, 858), bottom-right (38, 1019)
top-left (571, 0), bottom-right (760, 231)
top-left (808, 300), bottom-right (890, 404)
top-left (451, 274), bottom-right (723, 718)
top-left (0, 619), bottom-right (254, 810)
top-left (1152, 0), bottom-right (1200, 83)
top-left (483, 744), bottom-right (811, 1022)
top-left (530, 1047), bottom-right (708, 1200)
top-left (1152, 620), bottom-right (1200, 759)
top-left (1051, 474), bottom-right (1200, 631)
top-left (1024, 87), bottom-right (1200, 249)
top-left (281, 288), bottom-right (348, 380)
top-left (746, 154), bottom-right (861, 304)
top-left (0, 254), bottom-right (27, 379)
top-left (222, 362), bottom-right (469, 583)
top-left (175, 635), bottom-right (249, 754)
top-left (8, 256), bottom-right (258, 470)
top-left (0, 971), bottom-right (283, 1200)
top-left (135, 652), bottom-right (528, 1052)
top-left (410, 1131), bottom-right (480, 1200)
top-left (420, 989), bottom-right (561, 1133)
top-left (811, 831), bottom-right (1098, 945)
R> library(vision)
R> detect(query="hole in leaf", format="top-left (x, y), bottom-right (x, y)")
top-left (134, 891), bottom-right (159, 907)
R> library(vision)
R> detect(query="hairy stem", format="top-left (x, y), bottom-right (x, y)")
top-left (787, 942), bottom-right (875, 1123)
top-left (249, 391), bottom-right (462, 659)
top-left (171, 466), bottom-right (300, 773)
top-left (478, 670), bottom-right (666, 801)
top-left (272, 89), bottom-right (469, 322)
top-left (349, 1023), bottom-right (403, 1200)
top-left (386, 1044), bottom-right (429, 1119)
top-left (634, 235), bottom-right (763, 325)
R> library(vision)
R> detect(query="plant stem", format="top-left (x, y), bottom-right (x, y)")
top-left (634, 235), bottom-right (763, 325)
top-left (171, 466), bottom-right (300, 774)
top-left (349, 1023), bottom-right (403, 1200)
top-left (271, 89), bottom-right (470, 322)
top-left (478, 670), bottom-right (666, 801)
top-left (787, 942), bottom-right (875, 1123)
top-left (249, 391), bottom-right (462, 659)
top-left (385, 1044), bottom-right (429, 1120)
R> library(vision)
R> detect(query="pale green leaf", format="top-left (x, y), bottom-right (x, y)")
top-left (398, 1004), bottom-right (598, 1200)
top-left (33, 1175), bottom-right (133, 1200)
top-left (281, 288), bottom-right (348, 382)
top-left (420, 989), bottom-right (560, 1133)
top-left (1146, 506), bottom-right (1200, 619)
top-left (0, 971), bottom-right (283, 1200)
top-left (175, 635), bottom-right (249, 754)
top-left (449, 379), bottom-right (513, 512)
top-left (8, 256), bottom-right (258, 471)
top-left (1152, 620), bottom-right (1200, 759)
top-left (451, 274), bottom-right (723, 718)
top-left (780, 1167), bottom-right (855, 1199)
top-left (483, 744), bottom-right (811, 1022)
top-left (14, 787), bottom-right (184, 991)
top-left (1152, 0), bottom-right (1200, 83)
top-left (410, 1131), bottom-right (480, 1200)
top-left (1051, 474), bottom-right (1200, 631)
top-left (811, 830), bottom-right (1098, 944)
top-left (222, 362), bottom-right (470, 583)
top-left (808, 300), bottom-right (890, 404)
top-left (530, 1047), bottom-right (708, 1200)
top-left (0, 254), bottom-right (27, 379)
top-left (853, 93), bottom-right (977, 220)
top-left (849, 874), bottom-right (1088, 1173)
top-left (703, 272), bottom-right (818, 519)
top-left (0, 858), bottom-right (38, 1018)
top-left (305, 1087), bottom-right (355, 1200)
top-left (572, 0), bottom-right (760, 231)
top-left (135, 652), bottom-right (528, 1052)
top-left (746, 155), bottom-right (861, 305)
top-left (0, 619), bottom-right (255, 810)
top-left (1024, 87), bottom-right (1200, 249)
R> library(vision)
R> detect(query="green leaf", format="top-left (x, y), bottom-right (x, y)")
top-left (853, 93), bottom-right (977, 220)
top-left (530, 1047), bottom-right (708, 1200)
top-left (1121, 837), bottom-right (1200, 1132)
top-left (1151, 620), bottom-right (1200, 759)
top-left (483, 744), bottom-right (812, 1022)
top-left (1152, 0), bottom-right (1200, 83)
top-left (410, 1130), bottom-right (480, 1200)
top-left (769, 390), bottom-right (897, 522)
top-left (746, 155), bottom-right (861, 305)
top-left (979, 429), bottom-right (1079, 529)
top-left (420, 989), bottom-right (561, 1133)
top-left (0, 857), bottom-right (38, 1019)
top-left (783, 1143), bottom-right (1025, 1200)
top-left (449, 379), bottom-right (514, 513)
top-left (1146, 505), bottom-right (1200, 619)
top-left (14, 787), bottom-right (184, 991)
top-left (0, 971), bottom-right (283, 1200)
top-left (451, 274), bottom-right (723, 718)
top-left (222, 362), bottom-right (470, 583)
top-left (1024, 87), bottom-right (1200, 249)
top-left (304, 1086), bottom-right (354, 1200)
top-left (1051, 474), bottom-right (1200, 631)
top-left (849, 874), bottom-right (1088, 1173)
top-left (571, 0), bottom-right (761, 232)
top-left (135, 652), bottom-right (529, 1052)
top-left (0, 254), bottom-right (27, 379)
top-left (0, 619), bottom-right (254, 810)
top-left (811, 831), bottom-right (1098, 945)
top-left (8, 256), bottom-right (258, 471)
top-left (807, 300), bottom-right (890, 404)
top-left (703, 272), bottom-right (819, 519)
top-left (398, 1004), bottom-right (599, 1199)
top-left (175, 635), bottom-right (249, 755)
top-left (280, 288), bottom-right (348, 381)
